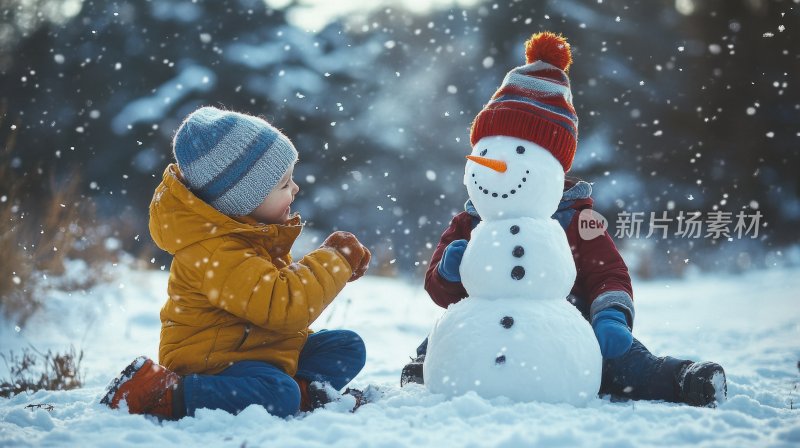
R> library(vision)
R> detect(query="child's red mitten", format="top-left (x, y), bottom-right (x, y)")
top-left (321, 231), bottom-right (371, 281)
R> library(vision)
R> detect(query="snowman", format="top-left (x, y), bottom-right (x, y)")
top-left (423, 32), bottom-right (602, 405)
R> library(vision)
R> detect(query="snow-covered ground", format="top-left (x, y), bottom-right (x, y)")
top-left (1, 264), bottom-right (799, 447)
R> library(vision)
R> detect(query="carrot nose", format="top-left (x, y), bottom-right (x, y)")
top-left (466, 155), bottom-right (507, 173)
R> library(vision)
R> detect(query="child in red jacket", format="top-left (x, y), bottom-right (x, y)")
top-left (402, 33), bottom-right (727, 407)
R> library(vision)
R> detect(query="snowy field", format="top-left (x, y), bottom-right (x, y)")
top-left (1, 263), bottom-right (799, 447)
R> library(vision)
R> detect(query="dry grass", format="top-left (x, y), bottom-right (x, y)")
top-left (0, 346), bottom-right (83, 398)
top-left (0, 106), bottom-right (121, 399)
top-left (0, 105), bottom-right (116, 327)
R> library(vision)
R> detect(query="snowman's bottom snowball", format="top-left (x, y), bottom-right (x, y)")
top-left (423, 297), bottom-right (602, 406)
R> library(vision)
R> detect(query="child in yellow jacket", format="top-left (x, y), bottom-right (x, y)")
top-left (101, 107), bottom-right (371, 419)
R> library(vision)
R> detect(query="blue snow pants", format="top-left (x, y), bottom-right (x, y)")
top-left (414, 336), bottom-right (686, 402)
top-left (599, 337), bottom-right (688, 402)
top-left (182, 329), bottom-right (366, 418)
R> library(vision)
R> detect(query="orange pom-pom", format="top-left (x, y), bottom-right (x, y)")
top-left (524, 32), bottom-right (572, 71)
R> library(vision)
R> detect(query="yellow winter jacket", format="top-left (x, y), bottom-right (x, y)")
top-left (149, 164), bottom-right (352, 376)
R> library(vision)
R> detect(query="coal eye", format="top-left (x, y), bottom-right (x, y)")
top-left (516, 146), bottom-right (525, 154)
top-left (480, 149), bottom-right (487, 156)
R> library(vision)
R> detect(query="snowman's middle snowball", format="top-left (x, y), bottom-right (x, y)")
top-left (460, 218), bottom-right (576, 301)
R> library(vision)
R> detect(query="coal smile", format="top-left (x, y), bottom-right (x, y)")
top-left (472, 170), bottom-right (530, 198)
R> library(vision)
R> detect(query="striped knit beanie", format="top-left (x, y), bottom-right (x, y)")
top-left (470, 32), bottom-right (578, 172)
top-left (172, 107), bottom-right (298, 216)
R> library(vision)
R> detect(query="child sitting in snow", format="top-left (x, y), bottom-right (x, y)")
top-left (401, 32), bottom-right (727, 407)
top-left (101, 106), bottom-right (371, 419)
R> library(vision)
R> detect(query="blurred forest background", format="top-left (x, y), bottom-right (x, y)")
top-left (1, 0), bottom-right (798, 323)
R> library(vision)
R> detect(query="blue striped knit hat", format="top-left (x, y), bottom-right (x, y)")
top-left (172, 107), bottom-right (298, 216)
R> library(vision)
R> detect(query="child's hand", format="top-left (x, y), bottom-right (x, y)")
top-left (591, 308), bottom-right (633, 359)
top-left (321, 231), bottom-right (371, 282)
top-left (437, 239), bottom-right (468, 283)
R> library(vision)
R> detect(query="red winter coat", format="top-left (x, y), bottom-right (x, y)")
top-left (424, 178), bottom-right (635, 326)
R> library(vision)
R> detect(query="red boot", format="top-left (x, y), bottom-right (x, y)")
top-left (295, 378), bottom-right (339, 412)
top-left (295, 378), bottom-right (370, 413)
top-left (101, 356), bottom-right (183, 419)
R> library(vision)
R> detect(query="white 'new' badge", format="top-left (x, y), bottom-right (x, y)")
top-left (577, 209), bottom-right (608, 240)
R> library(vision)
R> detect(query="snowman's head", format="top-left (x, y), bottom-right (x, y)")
top-left (464, 135), bottom-right (564, 220)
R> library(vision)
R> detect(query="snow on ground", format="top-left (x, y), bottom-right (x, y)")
top-left (1, 263), bottom-right (799, 447)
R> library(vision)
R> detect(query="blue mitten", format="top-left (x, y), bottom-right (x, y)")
top-left (437, 239), bottom-right (468, 283)
top-left (591, 308), bottom-right (633, 359)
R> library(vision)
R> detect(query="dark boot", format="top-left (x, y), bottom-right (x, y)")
top-left (676, 361), bottom-right (727, 407)
top-left (400, 355), bottom-right (425, 387)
